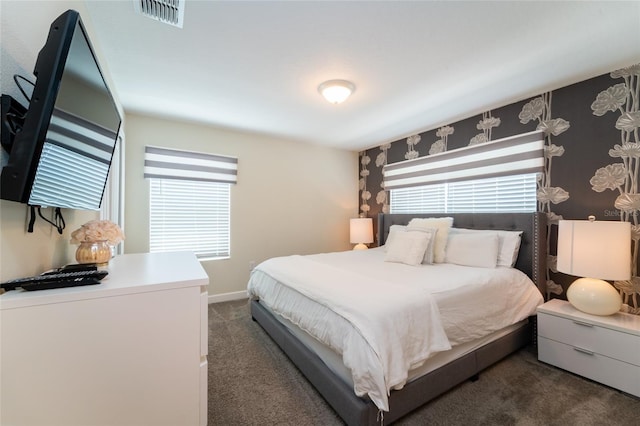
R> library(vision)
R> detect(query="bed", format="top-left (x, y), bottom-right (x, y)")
top-left (248, 212), bottom-right (546, 425)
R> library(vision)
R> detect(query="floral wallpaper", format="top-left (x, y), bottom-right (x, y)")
top-left (589, 66), bottom-right (640, 310)
top-left (518, 92), bottom-right (570, 298)
top-left (359, 63), bottom-right (640, 313)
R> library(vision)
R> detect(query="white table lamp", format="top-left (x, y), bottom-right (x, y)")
top-left (557, 217), bottom-right (630, 316)
top-left (350, 218), bottom-right (373, 250)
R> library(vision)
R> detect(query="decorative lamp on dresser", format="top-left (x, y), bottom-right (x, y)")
top-left (0, 252), bottom-right (209, 426)
top-left (537, 299), bottom-right (640, 397)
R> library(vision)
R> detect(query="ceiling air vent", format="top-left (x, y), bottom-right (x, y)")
top-left (134, 0), bottom-right (185, 28)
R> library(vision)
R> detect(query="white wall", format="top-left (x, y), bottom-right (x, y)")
top-left (0, 1), bottom-right (120, 280)
top-left (0, 1), bottom-right (359, 291)
top-left (124, 113), bottom-right (358, 298)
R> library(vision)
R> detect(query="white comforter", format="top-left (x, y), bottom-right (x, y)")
top-left (247, 248), bottom-right (543, 412)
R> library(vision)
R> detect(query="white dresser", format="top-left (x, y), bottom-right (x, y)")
top-left (537, 299), bottom-right (640, 397)
top-left (0, 252), bottom-right (209, 426)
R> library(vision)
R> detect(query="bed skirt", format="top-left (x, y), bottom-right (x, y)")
top-left (251, 298), bottom-right (532, 425)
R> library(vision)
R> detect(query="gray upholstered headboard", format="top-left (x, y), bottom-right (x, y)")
top-left (378, 212), bottom-right (547, 297)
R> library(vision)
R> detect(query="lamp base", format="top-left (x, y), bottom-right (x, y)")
top-left (353, 243), bottom-right (368, 251)
top-left (566, 277), bottom-right (622, 316)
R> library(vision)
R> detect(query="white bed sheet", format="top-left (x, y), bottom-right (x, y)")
top-left (303, 248), bottom-right (543, 345)
top-left (247, 248), bottom-right (543, 411)
top-left (249, 253), bottom-right (451, 412)
top-left (263, 302), bottom-right (528, 388)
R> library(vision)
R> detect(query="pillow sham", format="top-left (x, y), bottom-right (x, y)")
top-left (407, 217), bottom-right (454, 263)
top-left (449, 228), bottom-right (523, 267)
top-left (384, 230), bottom-right (433, 266)
top-left (414, 227), bottom-right (437, 264)
top-left (384, 225), bottom-right (407, 251)
top-left (384, 224), bottom-right (437, 264)
top-left (444, 232), bottom-right (499, 268)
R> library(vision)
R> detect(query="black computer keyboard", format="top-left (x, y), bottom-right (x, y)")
top-left (1, 269), bottom-right (108, 291)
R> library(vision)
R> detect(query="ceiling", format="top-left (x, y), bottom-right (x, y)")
top-left (83, 1), bottom-right (640, 151)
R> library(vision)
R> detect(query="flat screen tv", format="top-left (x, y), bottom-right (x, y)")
top-left (1, 9), bottom-right (121, 211)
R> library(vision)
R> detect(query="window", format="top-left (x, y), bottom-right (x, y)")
top-left (384, 131), bottom-right (543, 214)
top-left (144, 146), bottom-right (237, 260)
top-left (149, 179), bottom-right (230, 259)
top-left (390, 173), bottom-right (537, 214)
top-left (101, 135), bottom-right (124, 254)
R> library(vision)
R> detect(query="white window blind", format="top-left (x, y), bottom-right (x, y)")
top-left (149, 179), bottom-right (230, 259)
top-left (390, 183), bottom-right (446, 213)
top-left (390, 173), bottom-right (537, 214)
top-left (145, 146), bottom-right (237, 260)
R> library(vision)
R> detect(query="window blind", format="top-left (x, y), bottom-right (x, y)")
top-left (144, 146), bottom-right (237, 184)
top-left (390, 183), bottom-right (446, 213)
top-left (149, 179), bottom-right (230, 259)
top-left (383, 130), bottom-right (544, 190)
top-left (390, 173), bottom-right (538, 214)
top-left (446, 173), bottom-right (537, 212)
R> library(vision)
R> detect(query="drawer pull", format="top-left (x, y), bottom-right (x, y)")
top-left (573, 347), bottom-right (594, 356)
top-left (572, 320), bottom-right (594, 328)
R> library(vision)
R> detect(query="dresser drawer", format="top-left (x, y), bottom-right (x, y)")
top-left (538, 312), bottom-right (640, 366)
top-left (539, 336), bottom-right (640, 397)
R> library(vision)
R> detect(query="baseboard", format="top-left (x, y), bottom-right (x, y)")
top-left (208, 291), bottom-right (248, 304)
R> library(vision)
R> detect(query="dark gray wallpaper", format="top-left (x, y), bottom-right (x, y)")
top-left (359, 64), bottom-right (640, 311)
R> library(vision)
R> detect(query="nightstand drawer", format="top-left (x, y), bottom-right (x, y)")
top-left (539, 336), bottom-right (640, 397)
top-left (538, 312), bottom-right (640, 366)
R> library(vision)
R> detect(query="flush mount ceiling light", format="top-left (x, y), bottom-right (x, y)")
top-left (318, 80), bottom-right (355, 104)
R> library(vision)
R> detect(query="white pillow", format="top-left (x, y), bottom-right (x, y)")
top-left (407, 217), bottom-right (454, 263)
top-left (384, 225), bottom-right (407, 251)
top-left (444, 232), bottom-right (499, 268)
top-left (385, 230), bottom-right (433, 266)
top-left (414, 227), bottom-right (437, 264)
top-left (449, 228), bottom-right (523, 267)
top-left (384, 225), bottom-right (437, 264)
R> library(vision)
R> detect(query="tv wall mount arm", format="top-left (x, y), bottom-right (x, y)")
top-left (1, 94), bottom-right (27, 154)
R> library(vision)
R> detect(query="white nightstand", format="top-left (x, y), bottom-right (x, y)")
top-left (537, 299), bottom-right (640, 397)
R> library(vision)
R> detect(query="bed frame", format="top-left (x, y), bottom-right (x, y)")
top-left (251, 212), bottom-right (546, 425)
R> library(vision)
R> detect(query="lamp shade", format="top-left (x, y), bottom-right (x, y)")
top-left (557, 220), bottom-right (631, 280)
top-left (350, 218), bottom-right (373, 249)
top-left (557, 219), bottom-right (630, 316)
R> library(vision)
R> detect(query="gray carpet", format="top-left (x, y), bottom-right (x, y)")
top-left (208, 300), bottom-right (639, 425)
